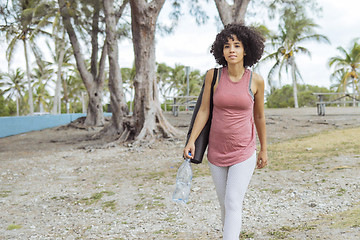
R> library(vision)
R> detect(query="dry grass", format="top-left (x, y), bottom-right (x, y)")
top-left (323, 203), bottom-right (360, 229)
top-left (268, 127), bottom-right (360, 171)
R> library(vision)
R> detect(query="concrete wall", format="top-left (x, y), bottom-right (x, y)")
top-left (0, 113), bottom-right (112, 138)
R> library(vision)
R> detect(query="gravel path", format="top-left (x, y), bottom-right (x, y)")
top-left (0, 107), bottom-right (359, 239)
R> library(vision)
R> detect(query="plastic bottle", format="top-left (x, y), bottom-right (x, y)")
top-left (172, 155), bottom-right (193, 203)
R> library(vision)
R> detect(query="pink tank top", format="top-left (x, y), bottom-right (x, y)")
top-left (207, 67), bottom-right (256, 167)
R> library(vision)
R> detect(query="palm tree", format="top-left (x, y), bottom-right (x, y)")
top-left (1, 68), bottom-right (26, 115)
top-left (168, 64), bottom-right (186, 97)
top-left (179, 69), bottom-right (203, 97)
top-left (32, 58), bottom-right (53, 113)
top-left (262, 10), bottom-right (329, 108)
top-left (328, 39), bottom-right (360, 100)
top-left (121, 65), bottom-right (136, 113)
top-left (63, 66), bottom-right (87, 113)
top-left (4, 0), bottom-right (53, 115)
top-left (156, 63), bottom-right (172, 101)
top-left (46, 34), bottom-right (74, 114)
top-left (49, 7), bottom-right (69, 115)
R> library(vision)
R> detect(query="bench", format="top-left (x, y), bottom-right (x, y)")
top-left (313, 93), bottom-right (360, 116)
top-left (169, 103), bottom-right (196, 116)
top-left (165, 96), bottom-right (198, 116)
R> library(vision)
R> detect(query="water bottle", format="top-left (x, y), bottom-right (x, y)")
top-left (172, 156), bottom-right (193, 203)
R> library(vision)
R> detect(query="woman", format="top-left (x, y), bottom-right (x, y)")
top-left (183, 23), bottom-right (268, 239)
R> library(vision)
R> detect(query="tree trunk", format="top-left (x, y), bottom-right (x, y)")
top-left (130, 0), bottom-right (180, 141)
top-left (62, 77), bottom-right (68, 113)
top-left (214, 0), bottom-right (251, 25)
top-left (290, 56), bottom-right (299, 108)
top-left (52, 32), bottom-right (65, 115)
top-left (102, 0), bottom-right (129, 136)
top-left (58, 0), bottom-right (105, 126)
top-left (23, 39), bottom-right (34, 115)
top-left (16, 94), bottom-right (19, 116)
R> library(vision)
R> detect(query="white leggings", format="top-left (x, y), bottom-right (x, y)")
top-left (209, 152), bottom-right (256, 240)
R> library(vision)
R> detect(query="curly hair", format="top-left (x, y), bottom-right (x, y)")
top-left (210, 23), bottom-right (265, 68)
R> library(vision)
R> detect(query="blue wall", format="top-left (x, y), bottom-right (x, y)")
top-left (0, 113), bottom-right (112, 138)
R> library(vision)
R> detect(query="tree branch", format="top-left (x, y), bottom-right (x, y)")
top-left (58, 0), bottom-right (93, 89)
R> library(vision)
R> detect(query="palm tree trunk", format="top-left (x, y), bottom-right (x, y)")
top-left (16, 94), bottom-right (19, 116)
top-left (52, 37), bottom-right (65, 114)
top-left (291, 57), bottom-right (299, 108)
top-left (352, 78), bottom-right (356, 106)
top-left (23, 39), bottom-right (34, 115)
top-left (62, 77), bottom-right (68, 113)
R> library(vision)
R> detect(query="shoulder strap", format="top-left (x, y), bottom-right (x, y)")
top-left (217, 67), bottom-right (222, 84)
top-left (248, 70), bottom-right (254, 100)
top-left (209, 68), bottom-right (218, 120)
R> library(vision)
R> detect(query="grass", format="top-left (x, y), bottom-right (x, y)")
top-left (266, 204), bottom-right (360, 238)
top-left (267, 127), bottom-right (360, 171)
top-left (0, 191), bottom-right (11, 198)
top-left (240, 231), bottom-right (255, 239)
top-left (266, 224), bottom-right (317, 239)
top-left (7, 224), bottom-right (22, 230)
top-left (102, 200), bottom-right (116, 211)
top-left (81, 191), bottom-right (115, 205)
top-left (134, 194), bottom-right (166, 211)
top-left (317, 203), bottom-right (360, 229)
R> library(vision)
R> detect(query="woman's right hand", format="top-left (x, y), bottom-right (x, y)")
top-left (183, 142), bottom-right (195, 159)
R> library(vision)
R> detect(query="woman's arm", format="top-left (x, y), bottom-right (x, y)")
top-left (252, 73), bottom-right (268, 169)
top-left (183, 69), bottom-right (215, 159)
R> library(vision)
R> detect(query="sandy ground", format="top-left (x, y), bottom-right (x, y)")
top-left (0, 107), bottom-right (359, 239)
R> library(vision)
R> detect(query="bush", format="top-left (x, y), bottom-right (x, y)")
top-left (0, 94), bottom-right (17, 116)
top-left (266, 84), bottom-right (331, 108)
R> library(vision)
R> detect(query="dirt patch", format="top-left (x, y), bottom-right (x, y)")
top-left (0, 107), bottom-right (359, 239)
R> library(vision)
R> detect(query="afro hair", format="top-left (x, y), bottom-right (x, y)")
top-left (210, 23), bottom-right (265, 68)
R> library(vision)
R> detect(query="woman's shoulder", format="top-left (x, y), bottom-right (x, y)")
top-left (251, 71), bottom-right (264, 85)
top-left (206, 67), bottom-right (221, 76)
top-left (204, 68), bottom-right (220, 84)
top-left (206, 67), bottom-right (224, 77)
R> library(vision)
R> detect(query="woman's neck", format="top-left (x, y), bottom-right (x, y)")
top-left (227, 63), bottom-right (245, 80)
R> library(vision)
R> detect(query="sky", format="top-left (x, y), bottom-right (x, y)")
top-left (1, 0), bottom-right (360, 93)
top-left (123, 0), bottom-right (359, 91)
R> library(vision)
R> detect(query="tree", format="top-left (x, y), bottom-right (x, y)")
top-left (156, 63), bottom-right (173, 101)
top-left (266, 84), bottom-right (331, 108)
top-left (1, 0), bottom-right (53, 115)
top-left (1, 68), bottom-right (26, 115)
top-left (32, 58), bottom-right (53, 113)
top-left (45, 35), bottom-right (74, 114)
top-left (180, 69), bottom-right (203, 97)
top-left (102, 0), bottom-right (129, 138)
top-left (166, 64), bottom-right (186, 97)
top-left (129, 0), bottom-right (180, 142)
top-left (49, 8), bottom-right (69, 115)
top-left (214, 0), bottom-right (251, 25)
top-left (156, 63), bottom-right (203, 105)
top-left (121, 65), bottom-right (136, 112)
top-left (213, 0), bottom-right (321, 26)
top-left (328, 39), bottom-right (360, 96)
top-left (0, 90), bottom-right (17, 116)
top-left (262, 10), bottom-right (329, 108)
top-left (62, 66), bottom-right (87, 113)
top-left (58, 0), bottom-right (108, 126)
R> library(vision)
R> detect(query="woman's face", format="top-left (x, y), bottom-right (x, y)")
top-left (223, 35), bottom-right (246, 65)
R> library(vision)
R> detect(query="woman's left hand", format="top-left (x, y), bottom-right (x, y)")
top-left (256, 150), bottom-right (268, 169)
